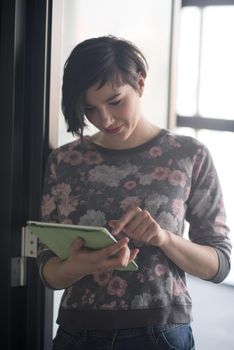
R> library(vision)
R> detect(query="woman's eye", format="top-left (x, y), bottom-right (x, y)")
top-left (85, 106), bottom-right (94, 113)
top-left (110, 100), bottom-right (121, 106)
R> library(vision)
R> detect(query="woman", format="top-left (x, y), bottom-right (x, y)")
top-left (37, 35), bottom-right (232, 350)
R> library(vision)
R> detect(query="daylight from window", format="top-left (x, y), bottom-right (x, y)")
top-left (177, 7), bottom-right (201, 116)
top-left (176, 6), bottom-right (234, 285)
top-left (177, 6), bottom-right (234, 119)
top-left (199, 6), bottom-right (234, 119)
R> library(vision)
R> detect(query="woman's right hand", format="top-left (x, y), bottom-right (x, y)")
top-left (42, 237), bottom-right (138, 289)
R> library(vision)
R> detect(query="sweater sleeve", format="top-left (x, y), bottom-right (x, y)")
top-left (36, 150), bottom-right (60, 290)
top-left (186, 143), bottom-right (232, 283)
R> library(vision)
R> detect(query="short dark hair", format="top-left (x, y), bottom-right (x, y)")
top-left (61, 35), bottom-right (148, 137)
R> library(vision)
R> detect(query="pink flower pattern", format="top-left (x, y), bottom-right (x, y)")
top-left (41, 195), bottom-right (56, 217)
top-left (93, 271), bottom-right (112, 286)
top-left (63, 150), bottom-right (83, 165)
top-left (168, 170), bottom-right (187, 187)
top-left (54, 183), bottom-right (71, 198)
top-left (84, 151), bottom-right (104, 165)
top-left (58, 196), bottom-right (79, 216)
top-left (82, 289), bottom-right (95, 305)
top-left (153, 167), bottom-right (171, 180)
top-left (171, 198), bottom-right (185, 220)
top-left (38, 131), bottom-right (231, 317)
top-left (101, 301), bottom-right (117, 310)
top-left (149, 146), bottom-right (162, 157)
top-left (154, 264), bottom-right (167, 277)
top-left (123, 180), bottom-right (137, 190)
top-left (120, 196), bottom-right (142, 211)
top-left (107, 277), bottom-right (127, 297)
top-left (173, 278), bottom-right (187, 296)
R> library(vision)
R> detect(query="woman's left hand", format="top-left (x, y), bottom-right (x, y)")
top-left (109, 207), bottom-right (167, 247)
top-left (109, 207), bottom-right (220, 280)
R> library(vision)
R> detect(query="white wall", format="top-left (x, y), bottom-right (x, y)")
top-left (50, 0), bottom-right (174, 147)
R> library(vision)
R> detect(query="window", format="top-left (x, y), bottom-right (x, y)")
top-left (176, 0), bottom-right (234, 285)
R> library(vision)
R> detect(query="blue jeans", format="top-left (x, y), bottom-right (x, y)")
top-left (52, 324), bottom-right (195, 350)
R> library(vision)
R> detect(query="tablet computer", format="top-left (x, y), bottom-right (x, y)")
top-left (27, 221), bottom-right (138, 271)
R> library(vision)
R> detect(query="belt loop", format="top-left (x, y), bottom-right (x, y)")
top-left (110, 329), bottom-right (118, 350)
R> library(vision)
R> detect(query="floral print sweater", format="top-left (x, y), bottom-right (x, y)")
top-left (37, 129), bottom-right (232, 330)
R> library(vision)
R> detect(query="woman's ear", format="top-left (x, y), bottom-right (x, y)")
top-left (138, 74), bottom-right (145, 97)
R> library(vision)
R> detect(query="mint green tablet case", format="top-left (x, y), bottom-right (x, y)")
top-left (27, 221), bottom-right (138, 271)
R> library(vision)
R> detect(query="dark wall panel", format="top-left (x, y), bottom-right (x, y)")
top-left (0, 0), bottom-right (53, 349)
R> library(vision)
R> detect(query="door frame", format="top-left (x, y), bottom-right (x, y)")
top-left (0, 0), bottom-right (54, 348)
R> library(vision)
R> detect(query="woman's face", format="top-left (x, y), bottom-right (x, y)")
top-left (84, 77), bottom-right (145, 147)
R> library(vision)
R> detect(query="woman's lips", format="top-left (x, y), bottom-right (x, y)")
top-left (105, 125), bottom-right (123, 134)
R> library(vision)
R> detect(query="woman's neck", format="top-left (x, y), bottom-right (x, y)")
top-left (91, 118), bottom-right (161, 150)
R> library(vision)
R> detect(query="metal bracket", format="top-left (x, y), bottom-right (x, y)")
top-left (11, 227), bottom-right (38, 287)
top-left (21, 226), bottom-right (37, 258)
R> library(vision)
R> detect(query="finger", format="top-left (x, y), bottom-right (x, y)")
top-left (111, 207), bottom-right (142, 235)
top-left (109, 246), bottom-right (139, 266)
top-left (97, 245), bottom-right (130, 270)
top-left (113, 247), bottom-right (139, 269)
top-left (129, 248), bottom-right (139, 262)
top-left (116, 245), bottom-right (130, 266)
top-left (141, 226), bottom-right (157, 242)
top-left (97, 246), bottom-right (139, 272)
top-left (135, 213), bottom-right (155, 239)
top-left (124, 212), bottom-right (145, 233)
top-left (125, 210), bottom-right (152, 237)
top-left (69, 237), bottom-right (84, 255)
top-left (108, 220), bottom-right (118, 228)
top-left (94, 237), bottom-right (129, 261)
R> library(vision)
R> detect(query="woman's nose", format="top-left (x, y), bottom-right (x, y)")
top-left (99, 108), bottom-right (115, 127)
